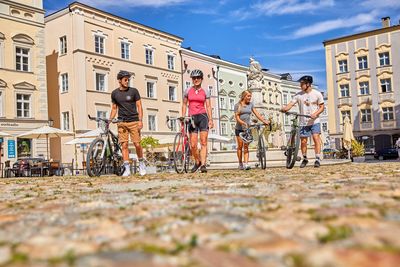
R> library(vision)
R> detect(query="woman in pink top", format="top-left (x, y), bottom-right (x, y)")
top-left (182, 69), bottom-right (213, 173)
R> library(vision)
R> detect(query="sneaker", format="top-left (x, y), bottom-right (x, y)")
top-left (300, 159), bottom-right (309, 168)
top-left (191, 162), bottom-right (201, 173)
top-left (138, 160), bottom-right (147, 176)
top-left (122, 165), bottom-right (131, 177)
top-left (244, 164), bottom-right (251, 170)
top-left (239, 163), bottom-right (244, 170)
top-left (200, 165), bottom-right (207, 173)
top-left (314, 160), bottom-right (321, 168)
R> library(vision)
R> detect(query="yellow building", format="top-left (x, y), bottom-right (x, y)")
top-left (324, 17), bottom-right (400, 152)
top-left (0, 0), bottom-right (48, 162)
top-left (45, 2), bottom-right (183, 166)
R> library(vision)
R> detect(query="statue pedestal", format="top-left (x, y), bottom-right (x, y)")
top-left (249, 87), bottom-right (266, 110)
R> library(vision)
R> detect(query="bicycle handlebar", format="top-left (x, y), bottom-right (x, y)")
top-left (282, 111), bottom-right (312, 118)
top-left (88, 115), bottom-right (122, 123)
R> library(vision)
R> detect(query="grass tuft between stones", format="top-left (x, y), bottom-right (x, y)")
top-left (317, 225), bottom-right (353, 244)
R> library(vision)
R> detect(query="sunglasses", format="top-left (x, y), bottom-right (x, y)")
top-left (192, 77), bottom-right (202, 80)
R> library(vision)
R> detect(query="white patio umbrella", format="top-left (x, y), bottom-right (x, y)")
top-left (342, 115), bottom-right (355, 159)
top-left (208, 133), bottom-right (230, 143)
top-left (76, 128), bottom-right (105, 138)
top-left (65, 137), bottom-right (95, 145)
top-left (17, 125), bottom-right (74, 160)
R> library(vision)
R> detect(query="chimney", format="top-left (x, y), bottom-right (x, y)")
top-left (381, 17), bottom-right (391, 28)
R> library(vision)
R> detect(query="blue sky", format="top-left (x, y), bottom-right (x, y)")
top-left (44, 0), bottom-right (400, 90)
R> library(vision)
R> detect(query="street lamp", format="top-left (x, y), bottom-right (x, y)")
top-left (48, 118), bottom-right (54, 127)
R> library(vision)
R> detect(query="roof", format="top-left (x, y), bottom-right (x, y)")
top-left (45, 1), bottom-right (183, 41)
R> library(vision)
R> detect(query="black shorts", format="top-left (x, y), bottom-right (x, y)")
top-left (235, 129), bottom-right (244, 136)
top-left (189, 113), bottom-right (209, 133)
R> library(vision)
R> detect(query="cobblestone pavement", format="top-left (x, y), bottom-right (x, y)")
top-left (1, 162), bottom-right (400, 267)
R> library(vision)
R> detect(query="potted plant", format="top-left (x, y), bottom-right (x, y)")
top-left (351, 140), bottom-right (365, 163)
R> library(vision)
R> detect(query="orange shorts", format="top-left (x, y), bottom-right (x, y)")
top-left (117, 121), bottom-right (141, 143)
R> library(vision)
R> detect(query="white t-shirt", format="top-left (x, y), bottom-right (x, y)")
top-left (290, 89), bottom-right (324, 126)
top-left (396, 139), bottom-right (400, 150)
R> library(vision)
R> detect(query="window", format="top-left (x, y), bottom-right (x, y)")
top-left (61, 73), bottom-right (68, 93)
top-left (340, 84), bottom-right (350, 97)
top-left (382, 107), bottom-right (394, 121)
top-left (275, 94), bottom-right (279, 104)
top-left (167, 55), bottom-right (174, 70)
top-left (221, 122), bottom-right (227, 135)
top-left (59, 36), bottom-right (67, 55)
top-left (97, 110), bottom-right (108, 127)
top-left (379, 52), bottom-right (390, 66)
top-left (62, 111), bottom-right (70, 131)
top-left (338, 60), bottom-right (348, 73)
top-left (95, 73), bottom-right (106, 92)
top-left (168, 116), bottom-right (177, 132)
top-left (283, 94), bottom-right (288, 105)
top-left (16, 47), bottom-right (29, 71)
top-left (121, 42), bottom-right (130, 60)
top-left (185, 81), bottom-right (191, 89)
top-left (341, 110), bottom-right (351, 122)
top-left (147, 82), bottom-right (155, 98)
top-left (220, 97), bottom-right (226, 109)
top-left (358, 56), bottom-right (368, 70)
top-left (359, 81), bottom-right (369, 95)
top-left (0, 91), bottom-right (3, 117)
top-left (360, 109), bottom-right (372, 123)
top-left (229, 98), bottom-right (235, 111)
top-left (269, 93), bottom-right (273, 104)
top-left (148, 115), bottom-right (156, 131)
top-left (94, 35), bottom-right (104, 54)
top-left (208, 86), bottom-right (213, 96)
top-left (380, 79), bottom-right (392, 93)
top-left (16, 94), bottom-right (31, 118)
top-left (168, 85), bottom-right (176, 101)
top-left (322, 122), bottom-right (328, 132)
top-left (145, 49), bottom-right (153, 65)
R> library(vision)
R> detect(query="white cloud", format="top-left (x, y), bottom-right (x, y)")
top-left (253, 0), bottom-right (334, 15)
top-left (273, 44), bottom-right (324, 56)
top-left (362, 0), bottom-right (400, 9)
top-left (81, 0), bottom-right (191, 8)
top-left (233, 25), bottom-right (256, 31)
top-left (292, 12), bottom-right (377, 38)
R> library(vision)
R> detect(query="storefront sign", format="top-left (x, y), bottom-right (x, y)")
top-left (8, 140), bottom-right (16, 158)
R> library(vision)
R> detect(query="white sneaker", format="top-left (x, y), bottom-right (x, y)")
top-left (244, 164), bottom-right (251, 170)
top-left (122, 165), bottom-right (131, 177)
top-left (138, 160), bottom-right (147, 176)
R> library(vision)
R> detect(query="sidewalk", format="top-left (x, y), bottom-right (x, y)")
top-left (208, 159), bottom-right (351, 170)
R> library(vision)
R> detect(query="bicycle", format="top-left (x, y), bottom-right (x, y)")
top-left (167, 116), bottom-right (195, 173)
top-left (281, 111), bottom-right (312, 169)
top-left (239, 122), bottom-right (270, 170)
top-left (86, 115), bottom-right (125, 177)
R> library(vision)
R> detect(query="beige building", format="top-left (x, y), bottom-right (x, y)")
top-left (0, 0), bottom-right (48, 162)
top-left (324, 17), bottom-right (400, 152)
top-left (45, 2), bottom-right (183, 165)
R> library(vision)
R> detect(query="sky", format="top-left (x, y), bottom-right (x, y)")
top-left (43, 0), bottom-right (400, 91)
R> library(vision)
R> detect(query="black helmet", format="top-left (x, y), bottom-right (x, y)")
top-left (298, 75), bottom-right (313, 84)
top-left (190, 69), bottom-right (203, 78)
top-left (117, 70), bottom-right (131, 80)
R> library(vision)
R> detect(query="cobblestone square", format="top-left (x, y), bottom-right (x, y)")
top-left (0, 162), bottom-right (399, 267)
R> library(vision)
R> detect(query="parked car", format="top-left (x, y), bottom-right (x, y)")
top-left (12, 157), bottom-right (46, 177)
top-left (374, 148), bottom-right (399, 160)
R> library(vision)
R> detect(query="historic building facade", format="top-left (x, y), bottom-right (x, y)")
top-left (45, 2), bottom-right (183, 164)
top-left (0, 0), bottom-right (48, 162)
top-left (324, 17), bottom-right (400, 152)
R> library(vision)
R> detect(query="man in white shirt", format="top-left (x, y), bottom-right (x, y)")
top-left (281, 75), bottom-right (325, 168)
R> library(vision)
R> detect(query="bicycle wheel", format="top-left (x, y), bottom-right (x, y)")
top-left (86, 137), bottom-right (106, 177)
top-left (113, 149), bottom-right (125, 176)
top-left (258, 135), bottom-right (267, 170)
top-left (184, 143), bottom-right (194, 173)
top-left (173, 132), bottom-right (185, 174)
top-left (285, 129), bottom-right (300, 169)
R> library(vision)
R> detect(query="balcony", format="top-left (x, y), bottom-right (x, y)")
top-left (379, 92), bottom-right (395, 103)
top-left (338, 97), bottom-right (352, 106)
top-left (381, 120), bottom-right (396, 129)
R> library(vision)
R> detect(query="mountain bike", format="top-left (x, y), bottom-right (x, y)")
top-left (86, 115), bottom-right (125, 177)
top-left (281, 112), bottom-right (312, 169)
top-left (167, 116), bottom-right (195, 173)
top-left (239, 122), bottom-right (270, 170)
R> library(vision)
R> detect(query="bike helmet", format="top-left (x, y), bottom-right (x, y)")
top-left (298, 75), bottom-right (313, 84)
top-left (239, 131), bottom-right (254, 144)
top-left (117, 70), bottom-right (131, 80)
top-left (190, 69), bottom-right (204, 78)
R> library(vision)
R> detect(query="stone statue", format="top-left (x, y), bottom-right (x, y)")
top-left (247, 57), bottom-right (264, 89)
